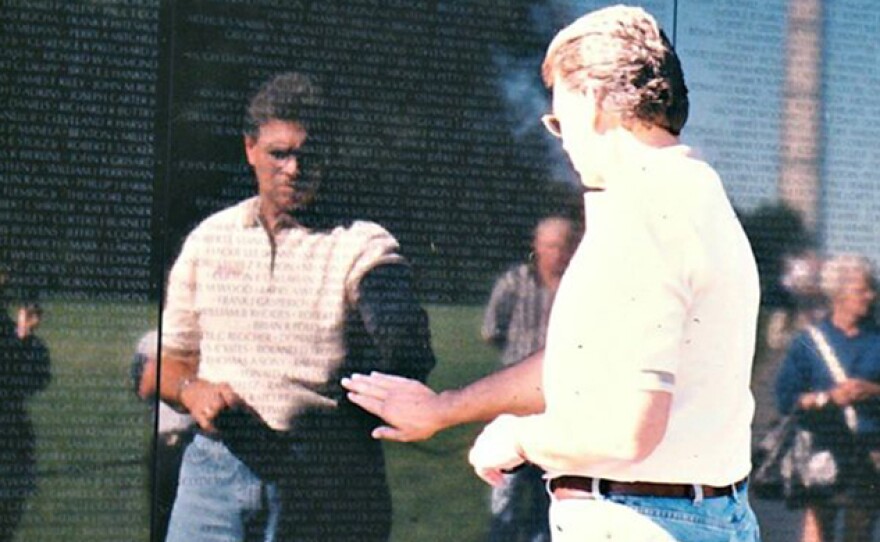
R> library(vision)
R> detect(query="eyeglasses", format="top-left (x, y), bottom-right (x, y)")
top-left (269, 148), bottom-right (306, 163)
top-left (541, 114), bottom-right (562, 138)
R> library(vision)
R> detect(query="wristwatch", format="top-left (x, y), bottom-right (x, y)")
top-left (176, 376), bottom-right (198, 404)
top-left (814, 391), bottom-right (830, 408)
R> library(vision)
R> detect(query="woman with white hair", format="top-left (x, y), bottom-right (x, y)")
top-left (775, 254), bottom-right (880, 542)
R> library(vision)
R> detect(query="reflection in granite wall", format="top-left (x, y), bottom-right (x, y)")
top-left (1, 0), bottom-right (585, 306)
top-left (162, 1), bottom-right (582, 303)
top-left (0, 1), bottom-right (160, 302)
top-left (822, 0), bottom-right (880, 261)
top-left (2, 2), bottom-right (877, 301)
top-left (1, 1), bottom-right (878, 540)
top-left (676, 0), bottom-right (786, 212)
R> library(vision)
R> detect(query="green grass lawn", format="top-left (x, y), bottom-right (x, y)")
top-left (13, 301), bottom-right (499, 541)
top-left (18, 301), bottom-right (155, 542)
top-left (386, 305), bottom-right (499, 542)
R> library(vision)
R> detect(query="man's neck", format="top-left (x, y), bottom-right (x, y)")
top-left (258, 201), bottom-right (297, 235)
top-left (629, 122), bottom-right (680, 149)
top-left (609, 125), bottom-right (680, 166)
top-left (536, 266), bottom-right (562, 292)
top-left (581, 124), bottom-right (681, 189)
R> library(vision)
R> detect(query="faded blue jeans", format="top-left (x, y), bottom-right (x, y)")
top-left (165, 435), bottom-right (281, 542)
top-left (548, 481), bottom-right (761, 541)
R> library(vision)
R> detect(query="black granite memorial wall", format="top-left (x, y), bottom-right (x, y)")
top-left (3, 2), bottom-right (878, 541)
top-left (1, 0), bottom-right (583, 305)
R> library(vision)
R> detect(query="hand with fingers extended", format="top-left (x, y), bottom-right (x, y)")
top-left (341, 372), bottom-right (446, 442)
top-left (178, 378), bottom-right (242, 433)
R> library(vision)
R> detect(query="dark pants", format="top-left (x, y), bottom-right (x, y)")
top-left (0, 421), bottom-right (36, 542)
top-left (488, 464), bottom-right (551, 542)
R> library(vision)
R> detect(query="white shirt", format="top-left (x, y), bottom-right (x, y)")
top-left (539, 145), bottom-right (759, 485)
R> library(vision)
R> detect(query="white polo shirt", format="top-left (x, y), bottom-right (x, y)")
top-left (162, 197), bottom-right (403, 430)
top-left (540, 145), bottom-right (759, 485)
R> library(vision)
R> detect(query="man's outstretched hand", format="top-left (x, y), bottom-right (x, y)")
top-left (342, 372), bottom-right (447, 442)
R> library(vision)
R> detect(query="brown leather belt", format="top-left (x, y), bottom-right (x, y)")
top-left (549, 476), bottom-right (748, 500)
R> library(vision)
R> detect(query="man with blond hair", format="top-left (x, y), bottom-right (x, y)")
top-left (344, 5), bottom-right (761, 540)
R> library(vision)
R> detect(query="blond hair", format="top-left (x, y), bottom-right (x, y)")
top-left (542, 5), bottom-right (688, 134)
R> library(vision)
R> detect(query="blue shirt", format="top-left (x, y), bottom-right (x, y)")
top-left (775, 318), bottom-right (880, 434)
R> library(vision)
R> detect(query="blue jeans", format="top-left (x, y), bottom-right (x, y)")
top-left (548, 481), bottom-right (761, 541)
top-left (166, 431), bottom-right (392, 542)
top-left (166, 435), bottom-right (281, 542)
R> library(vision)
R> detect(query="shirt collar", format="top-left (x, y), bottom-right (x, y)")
top-left (241, 197), bottom-right (261, 228)
top-left (592, 144), bottom-right (696, 191)
top-left (240, 196), bottom-right (299, 231)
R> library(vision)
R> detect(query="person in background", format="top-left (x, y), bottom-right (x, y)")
top-left (765, 250), bottom-right (826, 353)
top-left (775, 254), bottom-right (880, 542)
top-left (481, 216), bottom-right (576, 542)
top-left (130, 330), bottom-right (194, 542)
top-left (482, 216), bottom-right (577, 366)
top-left (0, 267), bottom-right (51, 542)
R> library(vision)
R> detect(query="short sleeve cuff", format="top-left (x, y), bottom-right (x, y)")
top-left (345, 222), bottom-right (405, 303)
top-left (636, 369), bottom-right (676, 393)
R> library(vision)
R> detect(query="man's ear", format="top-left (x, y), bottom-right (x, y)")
top-left (243, 135), bottom-right (257, 166)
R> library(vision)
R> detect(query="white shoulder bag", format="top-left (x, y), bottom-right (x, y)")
top-left (805, 325), bottom-right (859, 432)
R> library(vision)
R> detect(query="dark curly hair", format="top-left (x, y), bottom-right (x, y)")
top-left (243, 72), bottom-right (328, 138)
top-left (542, 5), bottom-right (688, 135)
top-left (243, 72), bottom-right (348, 229)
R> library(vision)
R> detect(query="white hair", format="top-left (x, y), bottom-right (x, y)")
top-left (819, 254), bottom-right (873, 300)
top-left (533, 216), bottom-right (574, 242)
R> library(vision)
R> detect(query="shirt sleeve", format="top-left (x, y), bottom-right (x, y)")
top-left (567, 193), bottom-right (695, 392)
top-left (481, 270), bottom-right (516, 347)
top-left (161, 232), bottom-right (202, 357)
top-left (775, 332), bottom-right (813, 414)
top-left (355, 264), bottom-right (436, 382)
top-left (343, 222), bottom-right (405, 305)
